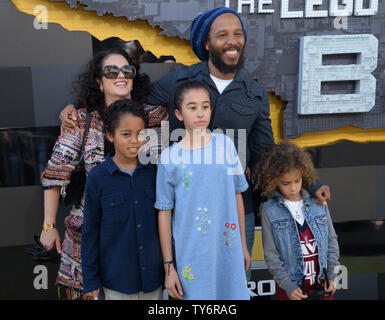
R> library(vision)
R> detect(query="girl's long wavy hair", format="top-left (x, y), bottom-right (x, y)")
top-left (72, 48), bottom-right (150, 116)
top-left (254, 142), bottom-right (317, 197)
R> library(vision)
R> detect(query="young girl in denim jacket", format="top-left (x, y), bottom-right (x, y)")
top-left (255, 142), bottom-right (340, 300)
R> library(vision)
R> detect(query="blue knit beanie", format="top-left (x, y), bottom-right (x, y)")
top-left (190, 7), bottom-right (247, 61)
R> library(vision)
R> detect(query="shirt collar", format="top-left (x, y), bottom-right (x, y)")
top-left (272, 188), bottom-right (312, 206)
top-left (184, 61), bottom-right (264, 99)
top-left (104, 154), bottom-right (151, 175)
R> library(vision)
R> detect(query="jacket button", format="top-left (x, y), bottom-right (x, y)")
top-left (305, 207), bottom-right (309, 212)
top-left (313, 225), bottom-right (317, 229)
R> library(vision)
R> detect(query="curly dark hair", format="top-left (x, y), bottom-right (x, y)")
top-left (72, 47), bottom-right (151, 117)
top-left (104, 98), bottom-right (147, 135)
top-left (254, 142), bottom-right (317, 197)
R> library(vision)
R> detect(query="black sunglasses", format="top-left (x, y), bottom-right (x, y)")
top-left (100, 65), bottom-right (136, 79)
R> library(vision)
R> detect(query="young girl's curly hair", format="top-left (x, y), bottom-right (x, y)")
top-left (254, 142), bottom-right (317, 197)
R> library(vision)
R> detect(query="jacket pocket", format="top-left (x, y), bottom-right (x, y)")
top-left (228, 103), bottom-right (257, 129)
top-left (314, 213), bottom-right (329, 240)
top-left (101, 192), bottom-right (129, 223)
top-left (315, 214), bottom-right (327, 225)
top-left (230, 103), bottom-right (255, 116)
top-left (271, 218), bottom-right (291, 236)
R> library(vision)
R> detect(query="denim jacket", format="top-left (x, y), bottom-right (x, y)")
top-left (261, 189), bottom-right (340, 296)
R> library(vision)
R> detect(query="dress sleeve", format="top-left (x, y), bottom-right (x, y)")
top-left (40, 110), bottom-right (85, 189)
top-left (155, 158), bottom-right (175, 211)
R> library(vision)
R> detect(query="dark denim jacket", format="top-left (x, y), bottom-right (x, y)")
top-left (147, 61), bottom-right (275, 213)
top-left (261, 189), bottom-right (340, 296)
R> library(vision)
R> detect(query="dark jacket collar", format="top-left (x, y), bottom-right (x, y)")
top-left (176, 61), bottom-right (264, 99)
top-left (104, 154), bottom-right (150, 175)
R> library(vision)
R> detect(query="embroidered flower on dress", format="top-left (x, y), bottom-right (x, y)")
top-left (224, 222), bottom-right (237, 248)
top-left (182, 164), bottom-right (192, 190)
top-left (196, 207), bottom-right (211, 233)
top-left (182, 266), bottom-right (194, 285)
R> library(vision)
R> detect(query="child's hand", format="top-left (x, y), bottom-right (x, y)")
top-left (243, 248), bottom-right (251, 272)
top-left (165, 265), bottom-right (183, 300)
top-left (83, 289), bottom-right (100, 300)
top-left (289, 287), bottom-right (308, 300)
top-left (324, 279), bottom-right (336, 295)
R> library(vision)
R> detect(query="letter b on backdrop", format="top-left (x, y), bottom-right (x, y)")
top-left (297, 34), bottom-right (378, 115)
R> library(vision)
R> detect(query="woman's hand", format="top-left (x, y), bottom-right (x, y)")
top-left (165, 264), bottom-right (183, 300)
top-left (40, 228), bottom-right (62, 254)
top-left (83, 289), bottom-right (100, 300)
top-left (59, 105), bottom-right (78, 135)
top-left (289, 287), bottom-right (308, 300)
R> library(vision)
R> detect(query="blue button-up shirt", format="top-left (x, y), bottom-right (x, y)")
top-left (81, 155), bottom-right (163, 295)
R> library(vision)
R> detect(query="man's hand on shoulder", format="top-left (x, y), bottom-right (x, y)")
top-left (315, 184), bottom-right (331, 206)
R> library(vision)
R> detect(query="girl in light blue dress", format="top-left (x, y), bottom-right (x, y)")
top-left (155, 80), bottom-right (251, 300)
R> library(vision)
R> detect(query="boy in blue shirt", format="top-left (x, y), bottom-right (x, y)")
top-left (81, 99), bottom-right (163, 300)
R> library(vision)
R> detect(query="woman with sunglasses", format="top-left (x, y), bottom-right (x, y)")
top-left (39, 48), bottom-right (166, 299)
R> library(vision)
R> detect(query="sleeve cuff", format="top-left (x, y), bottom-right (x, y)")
top-left (83, 279), bottom-right (101, 294)
top-left (280, 279), bottom-right (299, 298)
top-left (155, 202), bottom-right (174, 211)
top-left (236, 182), bottom-right (249, 194)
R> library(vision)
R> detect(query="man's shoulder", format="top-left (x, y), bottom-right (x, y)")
top-left (172, 61), bottom-right (208, 80)
top-left (152, 62), bottom-right (206, 89)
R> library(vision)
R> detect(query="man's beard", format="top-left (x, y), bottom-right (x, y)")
top-left (209, 44), bottom-right (245, 75)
